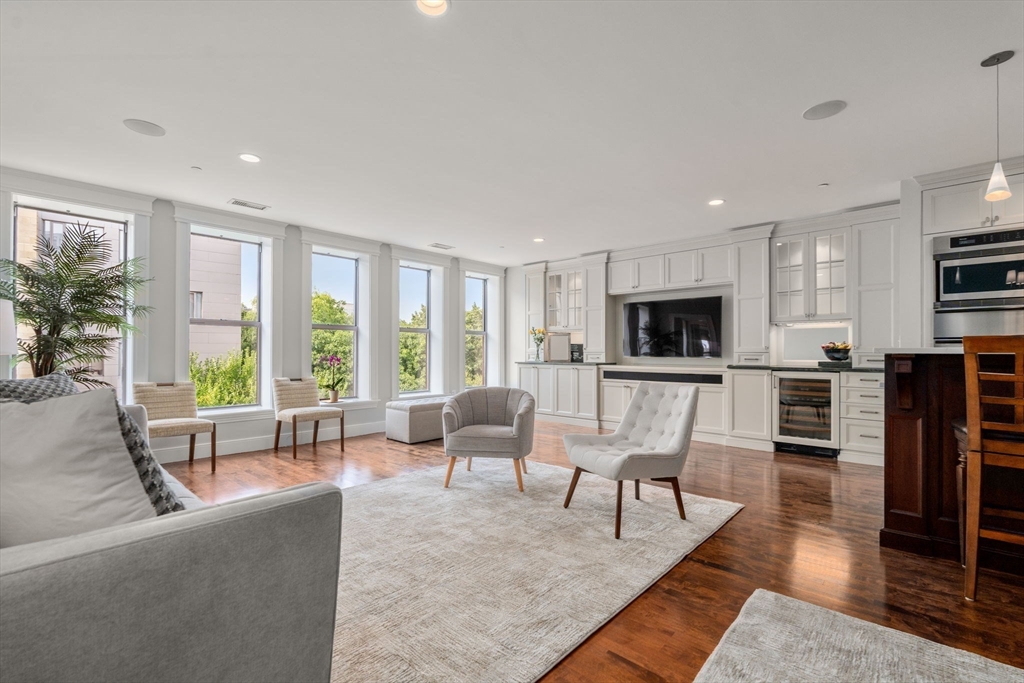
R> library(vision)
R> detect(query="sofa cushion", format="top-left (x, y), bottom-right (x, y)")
top-left (0, 390), bottom-right (156, 548)
top-left (159, 468), bottom-right (206, 510)
top-left (446, 424), bottom-right (520, 454)
top-left (0, 373), bottom-right (79, 402)
top-left (117, 407), bottom-right (185, 515)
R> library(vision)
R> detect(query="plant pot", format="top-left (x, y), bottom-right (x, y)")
top-left (328, 390), bottom-right (339, 403)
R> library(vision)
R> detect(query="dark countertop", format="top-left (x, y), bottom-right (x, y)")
top-left (515, 361), bottom-right (613, 366)
top-left (726, 364), bottom-right (884, 373)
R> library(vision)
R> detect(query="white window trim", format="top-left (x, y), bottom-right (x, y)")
top-left (393, 251), bottom-right (450, 397)
top-left (460, 263), bottom-right (505, 389)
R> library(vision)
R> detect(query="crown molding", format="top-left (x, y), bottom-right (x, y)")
top-left (914, 156), bottom-right (1024, 189)
top-left (771, 203), bottom-right (899, 237)
top-left (1, 166), bottom-right (155, 216)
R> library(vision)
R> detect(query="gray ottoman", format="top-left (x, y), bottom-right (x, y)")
top-left (385, 398), bottom-right (447, 444)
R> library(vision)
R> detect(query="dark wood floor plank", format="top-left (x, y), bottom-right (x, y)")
top-left (165, 421), bottom-right (1024, 680)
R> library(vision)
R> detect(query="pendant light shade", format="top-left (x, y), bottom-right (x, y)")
top-left (985, 162), bottom-right (1012, 201)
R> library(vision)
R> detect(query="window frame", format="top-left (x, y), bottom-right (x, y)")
top-left (399, 264), bottom-right (431, 394)
top-left (464, 275), bottom-right (487, 387)
top-left (311, 251), bottom-right (359, 399)
top-left (188, 231), bottom-right (263, 409)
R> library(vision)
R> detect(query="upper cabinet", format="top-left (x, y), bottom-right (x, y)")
top-left (771, 227), bottom-right (850, 322)
top-left (733, 239), bottom-right (770, 357)
top-left (851, 219), bottom-right (898, 352)
top-left (546, 267), bottom-right (582, 330)
top-left (607, 255), bottom-right (665, 294)
top-left (581, 256), bottom-right (609, 361)
top-left (665, 245), bottom-right (733, 288)
top-left (923, 174), bottom-right (1024, 235)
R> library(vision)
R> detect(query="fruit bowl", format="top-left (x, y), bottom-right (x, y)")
top-left (821, 342), bottom-right (851, 361)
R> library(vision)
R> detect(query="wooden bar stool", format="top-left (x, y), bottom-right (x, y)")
top-left (962, 335), bottom-right (1024, 601)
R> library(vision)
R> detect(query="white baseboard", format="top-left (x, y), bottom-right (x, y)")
top-left (152, 420), bottom-right (386, 463)
top-left (837, 450), bottom-right (884, 467)
top-left (536, 414), bottom-right (600, 429)
top-left (724, 436), bottom-right (776, 452)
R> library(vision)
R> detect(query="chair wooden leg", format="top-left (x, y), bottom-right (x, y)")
top-left (564, 467), bottom-right (583, 508)
top-left (670, 477), bottom-right (686, 520)
top-left (521, 458), bottom-right (528, 474)
top-left (340, 413), bottom-right (345, 453)
top-left (444, 456), bottom-right (457, 488)
top-left (312, 420), bottom-right (319, 447)
top-left (615, 480), bottom-right (623, 539)
top-left (466, 457), bottom-right (472, 471)
top-left (965, 449), bottom-right (982, 601)
top-left (210, 424), bottom-right (216, 474)
top-left (189, 434), bottom-right (196, 463)
top-left (292, 416), bottom-right (298, 460)
top-left (635, 479), bottom-right (640, 500)
top-left (274, 421), bottom-right (282, 451)
top-left (513, 458), bottom-right (524, 492)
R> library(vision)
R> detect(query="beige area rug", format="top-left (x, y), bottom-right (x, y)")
top-left (331, 459), bottom-right (743, 682)
top-left (695, 589), bottom-right (1023, 682)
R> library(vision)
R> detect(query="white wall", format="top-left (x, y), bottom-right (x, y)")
top-left (504, 265), bottom-right (527, 384)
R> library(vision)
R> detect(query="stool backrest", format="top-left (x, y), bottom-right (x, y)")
top-left (132, 382), bottom-right (199, 420)
top-left (963, 335), bottom-right (1024, 456)
top-left (272, 377), bottom-right (320, 413)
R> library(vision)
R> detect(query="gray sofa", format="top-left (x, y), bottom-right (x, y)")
top-left (0, 405), bottom-right (343, 683)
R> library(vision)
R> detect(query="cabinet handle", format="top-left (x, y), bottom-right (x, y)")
top-left (861, 434), bottom-right (880, 439)
top-left (982, 217), bottom-right (990, 225)
top-left (861, 394), bottom-right (880, 399)
top-left (993, 215), bottom-right (1000, 222)
top-left (865, 358), bottom-right (883, 363)
top-left (858, 378), bottom-right (876, 382)
top-left (861, 410), bottom-right (880, 415)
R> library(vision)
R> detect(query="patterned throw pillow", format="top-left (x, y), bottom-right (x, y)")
top-left (0, 375), bottom-right (184, 515)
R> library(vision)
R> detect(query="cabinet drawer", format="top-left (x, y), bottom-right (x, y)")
top-left (584, 352), bottom-right (604, 362)
top-left (841, 402), bottom-right (884, 421)
top-left (841, 372), bottom-right (884, 389)
top-left (841, 387), bottom-right (884, 405)
top-left (854, 353), bottom-right (885, 369)
top-left (841, 418), bottom-right (884, 453)
top-left (735, 352), bottom-right (769, 365)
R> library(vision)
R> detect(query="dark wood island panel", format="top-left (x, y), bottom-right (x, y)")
top-left (881, 352), bottom-right (1024, 575)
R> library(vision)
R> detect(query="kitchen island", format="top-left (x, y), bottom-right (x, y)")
top-left (879, 348), bottom-right (1024, 575)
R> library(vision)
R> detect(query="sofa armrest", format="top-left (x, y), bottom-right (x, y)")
top-left (0, 482), bottom-right (343, 683)
top-left (123, 403), bottom-right (148, 440)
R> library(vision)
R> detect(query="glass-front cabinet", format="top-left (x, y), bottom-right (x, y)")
top-left (546, 267), bottom-right (583, 330)
top-left (771, 228), bottom-right (850, 322)
top-left (546, 272), bottom-right (563, 328)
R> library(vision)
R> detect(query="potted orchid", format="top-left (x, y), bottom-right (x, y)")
top-left (318, 354), bottom-right (343, 403)
top-left (529, 327), bottom-right (546, 361)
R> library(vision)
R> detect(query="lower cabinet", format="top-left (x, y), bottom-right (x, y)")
top-left (599, 381), bottom-right (634, 422)
top-left (598, 374), bottom-right (727, 436)
top-left (728, 369), bottom-right (772, 441)
top-left (517, 364), bottom-right (596, 421)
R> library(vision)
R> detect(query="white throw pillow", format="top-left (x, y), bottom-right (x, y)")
top-left (0, 389), bottom-right (156, 548)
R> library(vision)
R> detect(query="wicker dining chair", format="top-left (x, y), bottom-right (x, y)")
top-left (272, 378), bottom-right (345, 459)
top-left (132, 382), bottom-right (216, 473)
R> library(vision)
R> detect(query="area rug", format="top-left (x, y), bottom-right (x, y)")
top-left (695, 589), bottom-right (1023, 682)
top-left (330, 459), bottom-right (742, 682)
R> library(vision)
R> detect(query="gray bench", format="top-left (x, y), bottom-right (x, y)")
top-left (385, 397), bottom-right (447, 443)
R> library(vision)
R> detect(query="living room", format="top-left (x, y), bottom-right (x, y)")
top-left (1, 2), bottom-right (1022, 682)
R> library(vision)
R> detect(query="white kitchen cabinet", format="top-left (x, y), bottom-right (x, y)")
top-left (728, 369), bottom-right (772, 441)
top-left (599, 381), bottom-right (636, 423)
top-left (733, 239), bottom-right (770, 356)
top-left (520, 364), bottom-right (597, 422)
top-left (554, 366), bottom-right (575, 417)
top-left (665, 250), bottom-right (698, 288)
top-left (518, 364), bottom-right (537, 401)
top-left (546, 267), bottom-right (583, 330)
top-left (665, 245), bottom-right (733, 288)
top-left (851, 219), bottom-right (898, 352)
top-left (581, 257), bottom-right (608, 361)
top-left (575, 366), bottom-right (598, 419)
top-left (535, 365), bottom-right (555, 414)
top-left (810, 228), bottom-right (848, 320)
top-left (607, 255), bottom-right (665, 293)
top-left (923, 174), bottom-right (1024, 235)
top-left (694, 385), bottom-right (727, 434)
top-left (607, 260), bottom-right (634, 294)
top-left (772, 236), bottom-right (807, 321)
top-left (771, 228), bottom-right (850, 322)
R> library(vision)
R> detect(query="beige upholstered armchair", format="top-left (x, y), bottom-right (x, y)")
top-left (562, 382), bottom-right (699, 538)
top-left (272, 377), bottom-right (345, 459)
top-left (441, 387), bottom-right (535, 491)
top-left (132, 382), bottom-right (216, 472)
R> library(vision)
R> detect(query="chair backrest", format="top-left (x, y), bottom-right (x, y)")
top-left (272, 377), bottom-right (320, 414)
top-left (446, 387), bottom-right (532, 427)
top-left (616, 382), bottom-right (699, 459)
top-left (131, 382), bottom-right (198, 420)
top-left (963, 335), bottom-right (1024, 456)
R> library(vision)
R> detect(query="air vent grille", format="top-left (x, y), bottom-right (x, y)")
top-left (427, 242), bottom-right (455, 250)
top-left (228, 198), bottom-right (269, 211)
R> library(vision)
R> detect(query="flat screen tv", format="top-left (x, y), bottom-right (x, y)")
top-left (623, 296), bottom-right (722, 358)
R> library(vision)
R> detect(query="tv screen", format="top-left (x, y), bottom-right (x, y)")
top-left (623, 296), bottom-right (722, 358)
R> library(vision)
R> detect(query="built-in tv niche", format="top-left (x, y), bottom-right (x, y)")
top-left (622, 296), bottom-right (723, 358)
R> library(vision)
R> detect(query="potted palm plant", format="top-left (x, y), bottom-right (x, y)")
top-left (0, 222), bottom-right (149, 385)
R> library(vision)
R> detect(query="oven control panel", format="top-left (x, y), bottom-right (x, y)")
top-left (949, 228), bottom-right (1023, 250)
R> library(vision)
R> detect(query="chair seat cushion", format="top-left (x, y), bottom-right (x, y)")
top-left (277, 406), bottom-right (344, 423)
top-left (148, 417), bottom-right (215, 438)
top-left (568, 439), bottom-right (682, 481)
top-left (446, 424), bottom-right (520, 454)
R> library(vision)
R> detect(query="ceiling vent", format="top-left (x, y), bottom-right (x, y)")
top-left (228, 198), bottom-right (269, 211)
top-left (427, 242), bottom-right (455, 250)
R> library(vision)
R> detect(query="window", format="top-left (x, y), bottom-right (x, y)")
top-left (311, 252), bottom-right (357, 399)
top-left (12, 205), bottom-right (129, 397)
top-left (465, 276), bottom-right (486, 387)
top-left (398, 265), bottom-right (429, 392)
top-left (188, 232), bottom-right (261, 408)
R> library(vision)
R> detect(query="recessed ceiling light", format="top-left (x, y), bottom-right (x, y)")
top-left (123, 119), bottom-right (165, 137)
top-left (708, 199), bottom-right (725, 206)
top-left (533, 238), bottom-right (544, 242)
top-left (416, 0), bottom-right (449, 17)
top-left (239, 153), bottom-right (261, 163)
top-left (802, 100), bottom-right (847, 121)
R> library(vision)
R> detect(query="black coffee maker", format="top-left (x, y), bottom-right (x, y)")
top-left (570, 344), bottom-right (584, 363)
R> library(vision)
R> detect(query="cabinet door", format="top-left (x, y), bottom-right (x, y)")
top-left (554, 366), bottom-right (575, 416)
top-left (518, 365), bottom-right (537, 397)
top-left (810, 228), bottom-right (850, 320)
top-left (634, 255), bottom-right (665, 291)
top-left (582, 262), bottom-right (606, 356)
top-left (535, 366), bottom-right (555, 414)
top-left (694, 386), bottom-right (727, 434)
top-left (698, 245), bottom-right (733, 284)
top-left (665, 250), bottom-right (697, 288)
top-left (546, 271), bottom-right (563, 328)
top-left (734, 239), bottom-right (770, 353)
top-left (607, 260), bottom-right (634, 294)
top-left (852, 219), bottom-right (897, 351)
top-left (771, 237), bottom-right (807, 321)
top-left (729, 370), bottom-right (771, 441)
top-left (991, 173), bottom-right (1024, 226)
top-left (923, 180), bottom-right (989, 235)
top-left (565, 269), bottom-right (583, 329)
top-left (599, 382), bottom-right (635, 422)
top-left (575, 367), bottom-right (598, 419)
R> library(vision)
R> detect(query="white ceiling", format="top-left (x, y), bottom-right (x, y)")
top-left (1, 1), bottom-right (1022, 266)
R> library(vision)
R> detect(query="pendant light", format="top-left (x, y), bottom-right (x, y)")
top-left (981, 51), bottom-right (1014, 202)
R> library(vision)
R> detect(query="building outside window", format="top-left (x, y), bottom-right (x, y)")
top-left (188, 232), bottom-right (261, 408)
top-left (12, 205), bottom-right (129, 397)
top-left (311, 251), bottom-right (357, 399)
top-left (465, 276), bottom-right (486, 387)
top-left (398, 265), bottom-right (430, 392)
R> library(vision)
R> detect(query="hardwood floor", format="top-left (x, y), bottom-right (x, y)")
top-left (166, 421), bottom-right (1024, 681)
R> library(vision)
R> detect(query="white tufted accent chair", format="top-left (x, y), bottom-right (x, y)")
top-left (562, 382), bottom-right (699, 538)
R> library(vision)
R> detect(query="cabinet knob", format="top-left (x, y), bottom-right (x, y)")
top-left (993, 215), bottom-right (1000, 223)
top-left (982, 217), bottom-right (990, 225)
